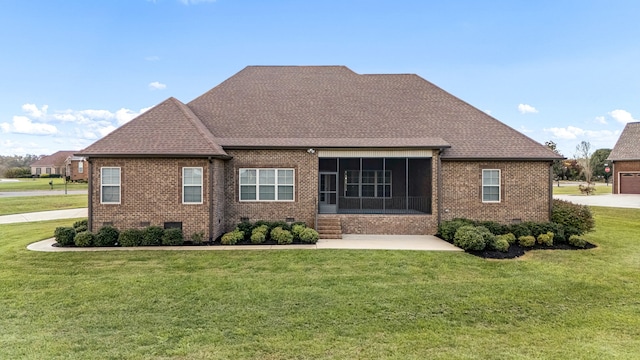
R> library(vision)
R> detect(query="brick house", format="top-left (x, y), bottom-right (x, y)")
top-left (77, 66), bottom-right (562, 240)
top-left (30, 150), bottom-right (75, 177)
top-left (64, 156), bottom-right (89, 182)
top-left (608, 122), bottom-right (640, 194)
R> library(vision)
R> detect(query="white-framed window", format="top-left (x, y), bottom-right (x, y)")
top-left (482, 169), bottom-right (500, 203)
top-left (183, 167), bottom-right (203, 204)
top-left (78, 161), bottom-right (84, 174)
top-left (344, 170), bottom-right (391, 198)
top-left (101, 167), bottom-right (121, 204)
top-left (239, 168), bottom-right (294, 201)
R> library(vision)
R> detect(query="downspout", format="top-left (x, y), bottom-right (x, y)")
top-left (87, 158), bottom-right (93, 232)
top-left (437, 149), bottom-right (443, 226)
top-left (548, 162), bottom-right (553, 221)
top-left (208, 157), bottom-right (214, 244)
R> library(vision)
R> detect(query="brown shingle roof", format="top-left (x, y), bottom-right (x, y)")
top-left (188, 66), bottom-right (560, 159)
top-left (77, 97), bottom-right (228, 158)
top-left (608, 122), bottom-right (640, 161)
top-left (31, 151), bottom-right (76, 167)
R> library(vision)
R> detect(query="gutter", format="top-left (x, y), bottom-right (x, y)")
top-left (437, 149), bottom-right (444, 226)
top-left (208, 157), bottom-right (214, 243)
top-left (87, 158), bottom-right (93, 232)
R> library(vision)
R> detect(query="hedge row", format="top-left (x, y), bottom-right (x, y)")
top-left (221, 221), bottom-right (319, 245)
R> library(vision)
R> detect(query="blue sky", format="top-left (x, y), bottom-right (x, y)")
top-left (1, 0), bottom-right (639, 158)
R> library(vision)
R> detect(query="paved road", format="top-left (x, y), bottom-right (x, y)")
top-left (0, 190), bottom-right (88, 197)
top-left (553, 194), bottom-right (640, 209)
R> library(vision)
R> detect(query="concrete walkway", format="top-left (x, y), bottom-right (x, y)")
top-left (553, 194), bottom-right (640, 209)
top-left (0, 208), bottom-right (87, 224)
top-left (0, 190), bottom-right (88, 197)
top-left (27, 234), bottom-right (462, 252)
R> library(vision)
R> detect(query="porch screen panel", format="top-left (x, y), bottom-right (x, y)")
top-left (385, 158), bottom-right (406, 211)
top-left (408, 158), bottom-right (432, 213)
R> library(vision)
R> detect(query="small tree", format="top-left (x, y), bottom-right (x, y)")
top-left (575, 141), bottom-right (594, 184)
top-left (590, 148), bottom-right (612, 183)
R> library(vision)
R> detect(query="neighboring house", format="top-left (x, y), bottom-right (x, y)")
top-left (65, 156), bottom-right (89, 182)
top-left (608, 122), bottom-right (640, 194)
top-left (30, 151), bottom-right (76, 177)
top-left (77, 66), bottom-right (562, 240)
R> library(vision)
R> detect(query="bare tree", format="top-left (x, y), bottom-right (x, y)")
top-left (575, 141), bottom-right (594, 184)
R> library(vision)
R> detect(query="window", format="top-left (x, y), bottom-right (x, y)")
top-left (46, 167), bottom-right (51, 174)
top-left (482, 169), bottom-right (500, 202)
top-left (239, 168), bottom-right (294, 201)
top-left (101, 167), bottom-right (121, 204)
top-left (78, 161), bottom-right (84, 173)
top-left (344, 170), bottom-right (391, 198)
top-left (183, 167), bottom-right (203, 204)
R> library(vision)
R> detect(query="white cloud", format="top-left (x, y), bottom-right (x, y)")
top-left (595, 116), bottom-right (607, 124)
top-left (519, 125), bottom-right (534, 134)
top-left (544, 126), bottom-right (619, 142)
top-left (609, 109), bottom-right (637, 124)
top-left (149, 81), bottom-right (167, 90)
top-left (518, 104), bottom-right (538, 114)
top-left (544, 126), bottom-right (584, 140)
top-left (1, 115), bottom-right (58, 135)
top-left (22, 104), bottom-right (48, 119)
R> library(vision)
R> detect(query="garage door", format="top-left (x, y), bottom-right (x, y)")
top-left (620, 173), bottom-right (640, 194)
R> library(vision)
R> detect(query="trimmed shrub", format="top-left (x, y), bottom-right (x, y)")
top-left (119, 229), bottom-right (143, 247)
top-left (40, 173), bottom-right (50, 178)
top-left (438, 218), bottom-right (475, 243)
top-left (162, 228), bottom-right (184, 246)
top-left (518, 235), bottom-right (536, 248)
top-left (54, 227), bottom-right (76, 246)
top-left (236, 221), bottom-right (253, 240)
top-left (491, 237), bottom-right (510, 252)
top-left (476, 226), bottom-right (496, 247)
top-left (74, 231), bottom-right (95, 247)
top-left (299, 228), bottom-right (319, 244)
top-left (508, 223), bottom-right (532, 239)
top-left (291, 224), bottom-right (306, 240)
top-left (552, 199), bottom-right (595, 235)
top-left (453, 225), bottom-right (486, 251)
top-left (537, 232), bottom-right (554, 246)
top-left (95, 226), bottom-right (119, 247)
top-left (72, 219), bottom-right (88, 233)
top-left (142, 226), bottom-right (164, 246)
top-left (569, 235), bottom-right (587, 248)
top-left (499, 233), bottom-right (517, 245)
top-left (221, 229), bottom-right (244, 245)
top-left (191, 231), bottom-right (205, 245)
top-left (475, 221), bottom-right (508, 235)
top-left (271, 226), bottom-right (294, 245)
top-left (250, 225), bottom-right (269, 244)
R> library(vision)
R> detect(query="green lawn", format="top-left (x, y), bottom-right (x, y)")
top-left (0, 195), bottom-right (87, 215)
top-left (0, 178), bottom-right (88, 192)
top-left (1, 208), bottom-right (639, 359)
top-left (552, 182), bottom-right (613, 195)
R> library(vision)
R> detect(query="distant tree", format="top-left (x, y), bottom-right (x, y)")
top-left (563, 159), bottom-right (582, 181)
top-left (590, 148), bottom-right (612, 183)
top-left (575, 141), bottom-right (594, 184)
top-left (545, 141), bottom-right (565, 182)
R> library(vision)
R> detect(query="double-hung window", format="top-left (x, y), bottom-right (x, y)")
top-left (239, 168), bottom-right (294, 201)
top-left (482, 169), bottom-right (500, 202)
top-left (183, 167), bottom-right (203, 204)
top-left (101, 167), bottom-right (121, 204)
top-left (78, 161), bottom-right (84, 173)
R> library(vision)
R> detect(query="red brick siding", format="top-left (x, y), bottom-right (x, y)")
top-left (67, 160), bottom-right (88, 181)
top-left (89, 158), bottom-right (220, 240)
top-left (612, 161), bottom-right (640, 194)
top-left (440, 161), bottom-right (551, 223)
top-left (223, 149), bottom-right (318, 232)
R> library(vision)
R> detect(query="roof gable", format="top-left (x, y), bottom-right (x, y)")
top-left (31, 151), bottom-right (76, 167)
top-left (609, 122), bottom-right (640, 161)
top-left (78, 97), bottom-right (227, 157)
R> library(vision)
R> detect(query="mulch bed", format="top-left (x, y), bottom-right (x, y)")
top-left (467, 242), bottom-right (597, 259)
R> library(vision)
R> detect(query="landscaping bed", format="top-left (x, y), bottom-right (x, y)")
top-left (467, 241), bottom-right (597, 259)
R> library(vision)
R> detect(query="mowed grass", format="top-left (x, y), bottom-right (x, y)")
top-left (0, 195), bottom-right (87, 215)
top-left (552, 182), bottom-right (613, 195)
top-left (0, 178), bottom-right (88, 192)
top-left (1, 209), bottom-right (640, 359)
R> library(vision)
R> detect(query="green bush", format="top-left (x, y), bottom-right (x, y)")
top-left (299, 228), bottom-right (319, 244)
top-left (569, 235), bottom-right (587, 248)
top-left (491, 237), bottom-right (510, 252)
top-left (119, 229), bottom-right (143, 247)
top-left (498, 233), bottom-right (516, 245)
top-left (476, 226), bottom-right (496, 247)
top-left (142, 226), bottom-right (164, 246)
top-left (537, 232), bottom-right (554, 246)
top-left (221, 229), bottom-right (244, 245)
top-left (508, 223), bottom-right (532, 238)
top-left (54, 227), bottom-right (76, 246)
top-left (453, 225), bottom-right (486, 251)
top-left (236, 221), bottom-right (254, 240)
top-left (39, 173), bottom-right (50, 178)
top-left (162, 228), bottom-right (184, 246)
top-left (72, 219), bottom-right (88, 233)
top-left (518, 235), bottom-right (536, 248)
top-left (552, 199), bottom-right (595, 235)
top-left (95, 226), bottom-right (119, 247)
top-left (74, 231), bottom-right (95, 247)
top-left (438, 218), bottom-right (475, 242)
top-left (191, 231), bottom-right (205, 245)
top-left (271, 226), bottom-right (294, 245)
top-left (475, 221), bottom-right (508, 235)
top-left (291, 224), bottom-right (307, 240)
top-left (3, 167), bottom-right (31, 178)
top-left (249, 225), bottom-right (269, 244)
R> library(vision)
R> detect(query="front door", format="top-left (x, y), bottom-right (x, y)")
top-left (319, 172), bottom-right (338, 213)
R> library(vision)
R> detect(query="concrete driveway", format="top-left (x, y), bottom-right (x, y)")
top-left (553, 194), bottom-right (640, 209)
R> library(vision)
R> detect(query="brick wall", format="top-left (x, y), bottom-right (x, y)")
top-left (89, 157), bottom-right (222, 240)
top-left (440, 160), bottom-right (551, 223)
top-left (612, 160), bottom-right (640, 194)
top-left (67, 159), bottom-right (88, 181)
top-left (223, 149), bottom-right (318, 232)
